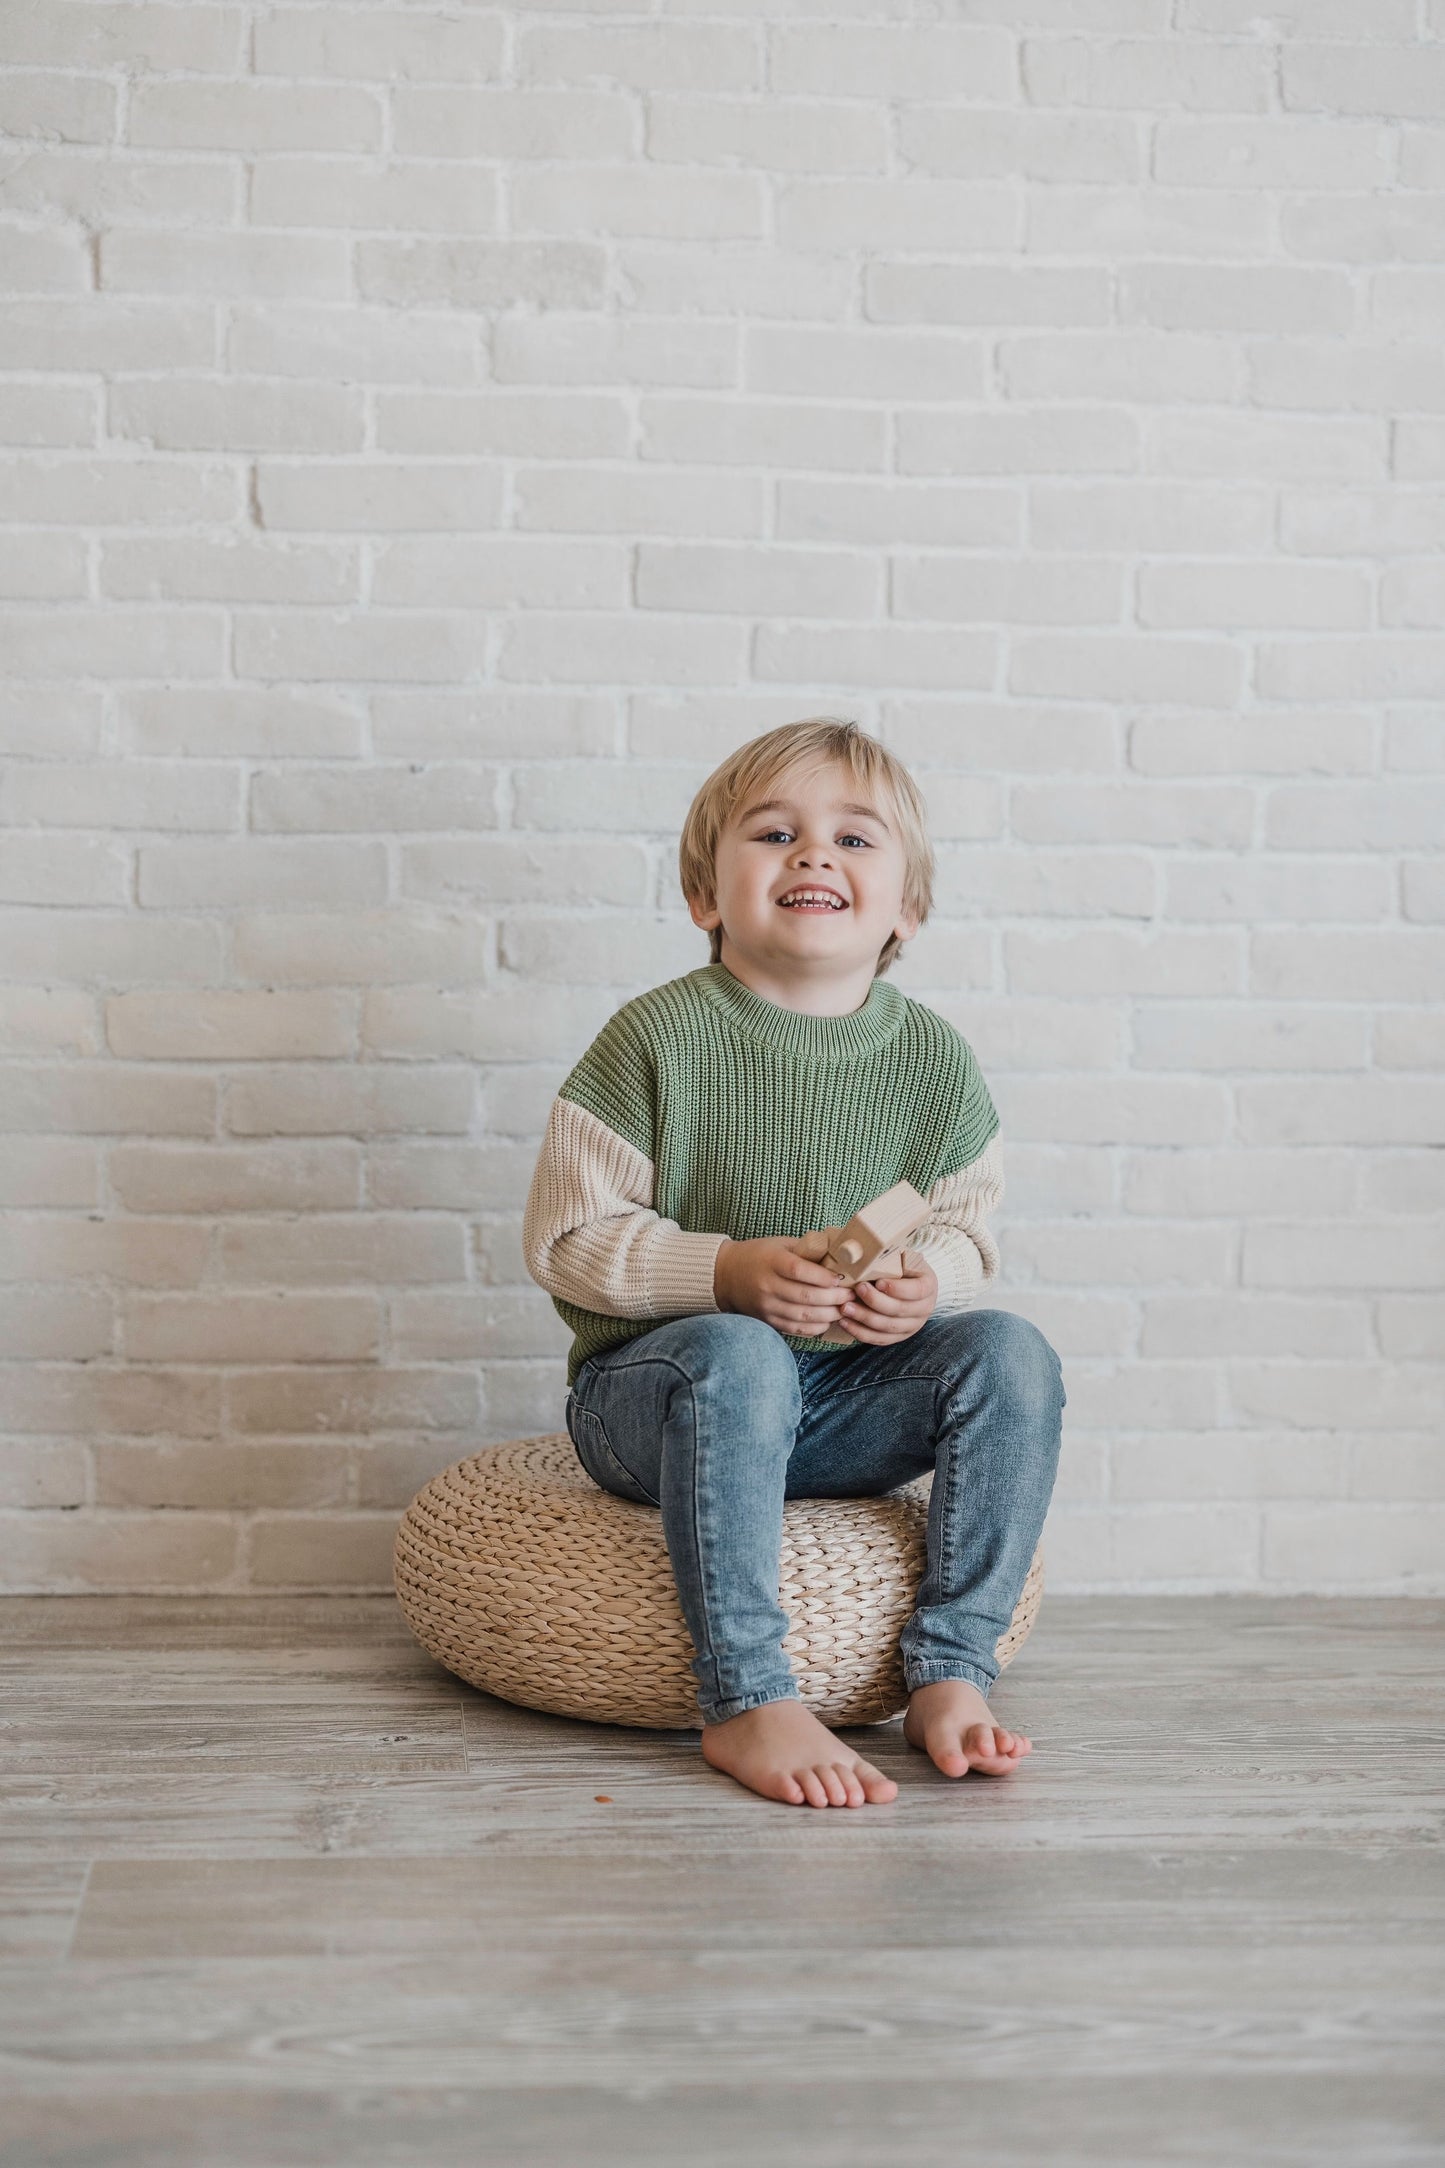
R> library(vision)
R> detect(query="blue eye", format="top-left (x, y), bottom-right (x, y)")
top-left (755, 830), bottom-right (871, 847)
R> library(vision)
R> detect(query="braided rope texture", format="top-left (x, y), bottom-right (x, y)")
top-left (393, 1435), bottom-right (1044, 1731)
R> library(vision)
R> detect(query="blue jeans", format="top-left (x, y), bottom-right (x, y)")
top-left (564, 1308), bottom-right (1066, 1727)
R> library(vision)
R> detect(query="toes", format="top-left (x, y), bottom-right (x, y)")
top-left (856, 1760), bottom-right (899, 1802)
top-left (834, 1764), bottom-right (866, 1807)
top-left (798, 1768), bottom-right (831, 1809)
top-left (817, 1765), bottom-right (850, 1807)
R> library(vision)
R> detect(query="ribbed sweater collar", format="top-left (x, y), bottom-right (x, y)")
top-left (691, 961), bottom-right (905, 1060)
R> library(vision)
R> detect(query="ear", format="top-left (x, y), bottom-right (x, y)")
top-left (893, 904), bottom-right (922, 944)
top-left (687, 891), bottom-right (721, 934)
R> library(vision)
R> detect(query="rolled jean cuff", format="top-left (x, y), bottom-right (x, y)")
top-left (699, 1684), bottom-right (802, 1725)
top-left (903, 1659), bottom-right (996, 1697)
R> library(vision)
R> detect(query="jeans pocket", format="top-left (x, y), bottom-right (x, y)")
top-left (567, 1401), bottom-right (659, 1508)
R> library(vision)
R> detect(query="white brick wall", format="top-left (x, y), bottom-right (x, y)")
top-left (1, 2), bottom-right (1441, 1596)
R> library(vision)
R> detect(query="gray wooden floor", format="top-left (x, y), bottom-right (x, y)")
top-left (1, 1594), bottom-right (1442, 2168)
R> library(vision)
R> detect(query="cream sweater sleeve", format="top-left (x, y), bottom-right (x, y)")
top-left (905, 1131), bottom-right (1004, 1313)
top-left (523, 1095), bottom-right (727, 1320)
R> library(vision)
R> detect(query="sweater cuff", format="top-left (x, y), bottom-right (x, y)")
top-left (646, 1227), bottom-right (729, 1316)
top-left (913, 1234), bottom-right (981, 1315)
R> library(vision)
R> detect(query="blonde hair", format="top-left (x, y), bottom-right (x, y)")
top-left (678, 718), bottom-right (935, 978)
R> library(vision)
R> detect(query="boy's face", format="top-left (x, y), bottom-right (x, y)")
top-left (688, 758), bottom-right (920, 980)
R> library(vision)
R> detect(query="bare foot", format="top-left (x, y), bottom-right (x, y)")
top-left (701, 1698), bottom-right (899, 1808)
top-left (903, 1678), bottom-right (1032, 1779)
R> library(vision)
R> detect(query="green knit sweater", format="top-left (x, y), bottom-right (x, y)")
top-left (531, 962), bottom-right (1001, 1386)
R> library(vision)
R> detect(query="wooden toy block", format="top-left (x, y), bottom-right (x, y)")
top-left (801, 1179), bottom-right (931, 1345)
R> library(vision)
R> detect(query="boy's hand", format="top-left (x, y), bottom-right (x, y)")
top-left (713, 1236), bottom-right (852, 1338)
top-left (834, 1250), bottom-right (939, 1347)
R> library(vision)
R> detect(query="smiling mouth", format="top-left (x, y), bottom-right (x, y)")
top-left (777, 890), bottom-right (848, 912)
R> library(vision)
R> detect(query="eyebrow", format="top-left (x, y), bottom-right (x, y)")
top-left (738, 799), bottom-right (891, 833)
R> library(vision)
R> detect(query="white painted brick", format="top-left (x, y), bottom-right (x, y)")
top-left (101, 231), bottom-right (350, 300)
top-left (1012, 781), bottom-right (1253, 847)
top-left (377, 390), bottom-right (627, 461)
top-left (4, 4), bottom-right (1439, 1595)
top-left (1282, 44), bottom-right (1445, 123)
top-left (0, 1440), bottom-right (87, 1510)
top-left (217, 1215), bottom-right (465, 1287)
top-left (1132, 715), bottom-right (1375, 778)
top-left (1123, 1149), bottom-right (1362, 1220)
top-left (1265, 781), bottom-right (1445, 852)
top-left (234, 911), bottom-right (490, 989)
top-left (107, 991), bottom-right (352, 1062)
top-left (0, 763), bottom-right (238, 828)
top-left (250, 765), bottom-right (499, 835)
top-left (391, 1287), bottom-right (571, 1362)
top-left (649, 97), bottom-right (887, 174)
top-left (1005, 929), bottom-right (1243, 997)
top-left (636, 542), bottom-right (880, 618)
top-left (223, 1365), bottom-right (476, 1439)
top-left (370, 1142), bottom-right (538, 1213)
top-left (1381, 561), bottom-right (1445, 630)
top-left (899, 108), bottom-right (1141, 184)
top-left (619, 245), bottom-right (851, 321)
top-left (0, 1062), bottom-right (214, 1136)
top-left (109, 1143), bottom-right (360, 1215)
top-left (899, 407), bottom-right (1139, 477)
top-left (1154, 117), bottom-right (1393, 190)
top-left (401, 838), bottom-right (648, 907)
top-left (1029, 480), bottom-right (1272, 552)
top-left (516, 465), bottom-right (762, 537)
top-left (138, 840), bottom-right (387, 910)
top-left (0, 71), bottom-right (116, 143)
top-left (392, 89), bottom-right (633, 164)
top-left (121, 688), bottom-right (361, 759)
top-left (894, 555), bottom-right (1122, 625)
top-left (226, 1062), bottom-right (472, 1136)
top-left (256, 461), bottom-right (506, 533)
top-left (1263, 1508), bottom-right (1445, 1591)
top-left (500, 914), bottom-right (702, 986)
top-left (1256, 637), bottom-right (1445, 702)
top-left (356, 238), bottom-right (604, 313)
top-left (0, 985), bottom-right (104, 1056)
top-left (0, 1512), bottom-right (239, 1594)
top-left (0, 836), bottom-right (127, 906)
top-left (867, 263), bottom-right (1111, 327)
top-left (515, 166), bottom-right (764, 242)
top-left (1132, 1003), bottom-right (1368, 1074)
top-left (1112, 1432), bottom-right (1349, 1504)
top-left (0, 4), bottom-right (240, 72)
top-left (1010, 635), bottom-right (1243, 706)
top-left (518, 22), bottom-right (761, 94)
top-left (1151, 412), bottom-right (1382, 482)
top-left (754, 624), bottom-right (996, 691)
top-left (496, 317), bottom-right (736, 391)
top-left (0, 1290), bottom-right (112, 1359)
top-left (0, 1362), bottom-right (221, 1438)
top-left (780, 480), bottom-right (1019, 549)
top-left (769, 25), bottom-right (1016, 101)
top-left (0, 1144), bottom-right (100, 1214)
top-left (502, 613), bottom-right (745, 687)
top-left (1244, 1223), bottom-right (1445, 1292)
top-left (1237, 1077), bottom-right (1441, 1147)
top-left (123, 1293), bottom-right (379, 1364)
top-left (253, 9), bottom-right (503, 83)
top-left (1120, 263), bottom-right (1354, 335)
top-left (366, 985), bottom-right (615, 1063)
top-left (0, 1222), bottom-right (207, 1283)
top-left (1137, 561), bottom-right (1370, 630)
top-left (372, 695), bottom-right (616, 761)
top-left (999, 332), bottom-right (1242, 404)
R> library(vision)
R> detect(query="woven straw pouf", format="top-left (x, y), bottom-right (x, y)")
top-left (394, 1434), bottom-right (1044, 1731)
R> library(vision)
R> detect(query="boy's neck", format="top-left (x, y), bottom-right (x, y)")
top-left (715, 938), bottom-right (879, 1018)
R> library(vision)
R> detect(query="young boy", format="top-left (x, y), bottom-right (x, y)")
top-left (523, 719), bottom-right (1065, 1809)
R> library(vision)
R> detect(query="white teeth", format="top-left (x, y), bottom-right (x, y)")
top-left (780, 891), bottom-right (845, 908)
